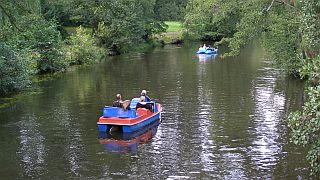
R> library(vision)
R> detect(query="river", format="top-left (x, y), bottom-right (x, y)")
top-left (0, 42), bottom-right (310, 179)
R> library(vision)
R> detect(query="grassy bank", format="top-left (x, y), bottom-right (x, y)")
top-left (155, 21), bottom-right (184, 44)
top-left (165, 21), bottom-right (183, 32)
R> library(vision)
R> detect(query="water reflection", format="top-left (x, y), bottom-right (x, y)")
top-left (250, 60), bottom-right (284, 172)
top-left (17, 115), bottom-right (46, 178)
top-left (52, 105), bottom-right (85, 176)
top-left (0, 43), bottom-right (308, 179)
top-left (196, 61), bottom-right (215, 172)
top-left (197, 54), bottom-right (217, 62)
top-left (98, 120), bottom-right (160, 153)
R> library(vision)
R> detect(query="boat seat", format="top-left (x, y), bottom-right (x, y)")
top-left (136, 108), bottom-right (149, 116)
top-left (130, 98), bottom-right (140, 109)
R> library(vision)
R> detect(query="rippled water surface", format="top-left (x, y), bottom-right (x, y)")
top-left (0, 43), bottom-right (310, 179)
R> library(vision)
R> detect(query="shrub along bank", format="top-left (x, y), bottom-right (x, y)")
top-left (0, 0), bottom-right (167, 96)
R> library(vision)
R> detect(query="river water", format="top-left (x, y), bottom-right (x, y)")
top-left (0, 43), bottom-right (311, 179)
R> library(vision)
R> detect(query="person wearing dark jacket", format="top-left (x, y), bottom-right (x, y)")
top-left (140, 89), bottom-right (151, 102)
top-left (136, 96), bottom-right (153, 112)
top-left (112, 94), bottom-right (122, 107)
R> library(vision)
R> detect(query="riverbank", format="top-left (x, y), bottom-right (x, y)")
top-left (0, 22), bottom-right (184, 101)
top-left (154, 21), bottom-right (184, 44)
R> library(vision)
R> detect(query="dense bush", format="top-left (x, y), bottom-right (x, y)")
top-left (65, 26), bottom-right (105, 65)
top-left (154, 0), bottom-right (188, 21)
top-left (184, 0), bottom-right (239, 40)
top-left (288, 80), bottom-right (320, 175)
top-left (9, 14), bottom-right (68, 74)
top-left (0, 43), bottom-right (30, 96)
top-left (93, 0), bottom-right (165, 54)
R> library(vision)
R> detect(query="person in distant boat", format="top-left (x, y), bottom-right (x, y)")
top-left (203, 44), bottom-right (207, 49)
top-left (140, 89), bottom-right (151, 102)
top-left (112, 94), bottom-right (122, 107)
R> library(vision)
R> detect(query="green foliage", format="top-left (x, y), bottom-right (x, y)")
top-left (154, 0), bottom-right (188, 21)
top-left (1, 0), bottom-right (169, 96)
top-left (94, 0), bottom-right (165, 54)
top-left (288, 81), bottom-right (320, 175)
top-left (185, 0), bottom-right (320, 175)
top-left (65, 26), bottom-right (104, 65)
top-left (184, 0), bottom-right (241, 40)
top-left (184, 0), bottom-right (216, 39)
top-left (299, 0), bottom-right (320, 55)
top-left (10, 14), bottom-right (68, 74)
top-left (261, 9), bottom-right (301, 75)
top-left (288, 3), bottom-right (320, 173)
top-left (0, 43), bottom-right (30, 96)
top-left (40, 0), bottom-right (73, 25)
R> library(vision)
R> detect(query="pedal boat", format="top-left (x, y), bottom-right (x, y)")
top-left (196, 48), bottom-right (218, 54)
top-left (97, 98), bottom-right (162, 133)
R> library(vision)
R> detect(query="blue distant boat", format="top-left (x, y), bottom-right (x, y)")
top-left (196, 48), bottom-right (218, 54)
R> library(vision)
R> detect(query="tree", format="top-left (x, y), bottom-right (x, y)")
top-left (65, 26), bottom-right (104, 65)
top-left (92, 0), bottom-right (165, 54)
top-left (154, 0), bottom-right (188, 21)
top-left (0, 43), bottom-right (30, 95)
top-left (184, 0), bottom-right (320, 175)
top-left (184, 0), bottom-right (241, 40)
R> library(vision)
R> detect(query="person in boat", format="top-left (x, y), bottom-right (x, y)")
top-left (136, 96), bottom-right (153, 112)
top-left (122, 100), bottom-right (131, 111)
top-left (112, 94), bottom-right (122, 107)
top-left (207, 45), bottom-right (216, 51)
top-left (112, 94), bottom-right (131, 110)
top-left (140, 89), bottom-right (151, 102)
top-left (203, 44), bottom-right (208, 49)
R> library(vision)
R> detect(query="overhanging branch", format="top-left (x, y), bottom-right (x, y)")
top-left (0, 3), bottom-right (22, 31)
top-left (266, 0), bottom-right (276, 12)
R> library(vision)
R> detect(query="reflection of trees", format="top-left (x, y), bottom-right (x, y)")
top-left (250, 62), bottom-right (284, 172)
top-left (17, 115), bottom-right (46, 178)
top-left (51, 105), bottom-right (84, 176)
top-left (249, 59), bottom-right (304, 177)
top-left (194, 45), bottom-right (261, 178)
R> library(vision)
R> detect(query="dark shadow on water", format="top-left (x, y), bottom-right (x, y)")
top-left (98, 119), bottom-right (160, 153)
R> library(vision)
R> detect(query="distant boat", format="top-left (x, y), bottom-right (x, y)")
top-left (97, 97), bottom-right (162, 133)
top-left (196, 48), bottom-right (218, 54)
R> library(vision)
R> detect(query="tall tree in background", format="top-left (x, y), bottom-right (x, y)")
top-left (154, 0), bottom-right (188, 21)
top-left (68, 0), bottom-right (165, 54)
top-left (184, 0), bottom-right (241, 40)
